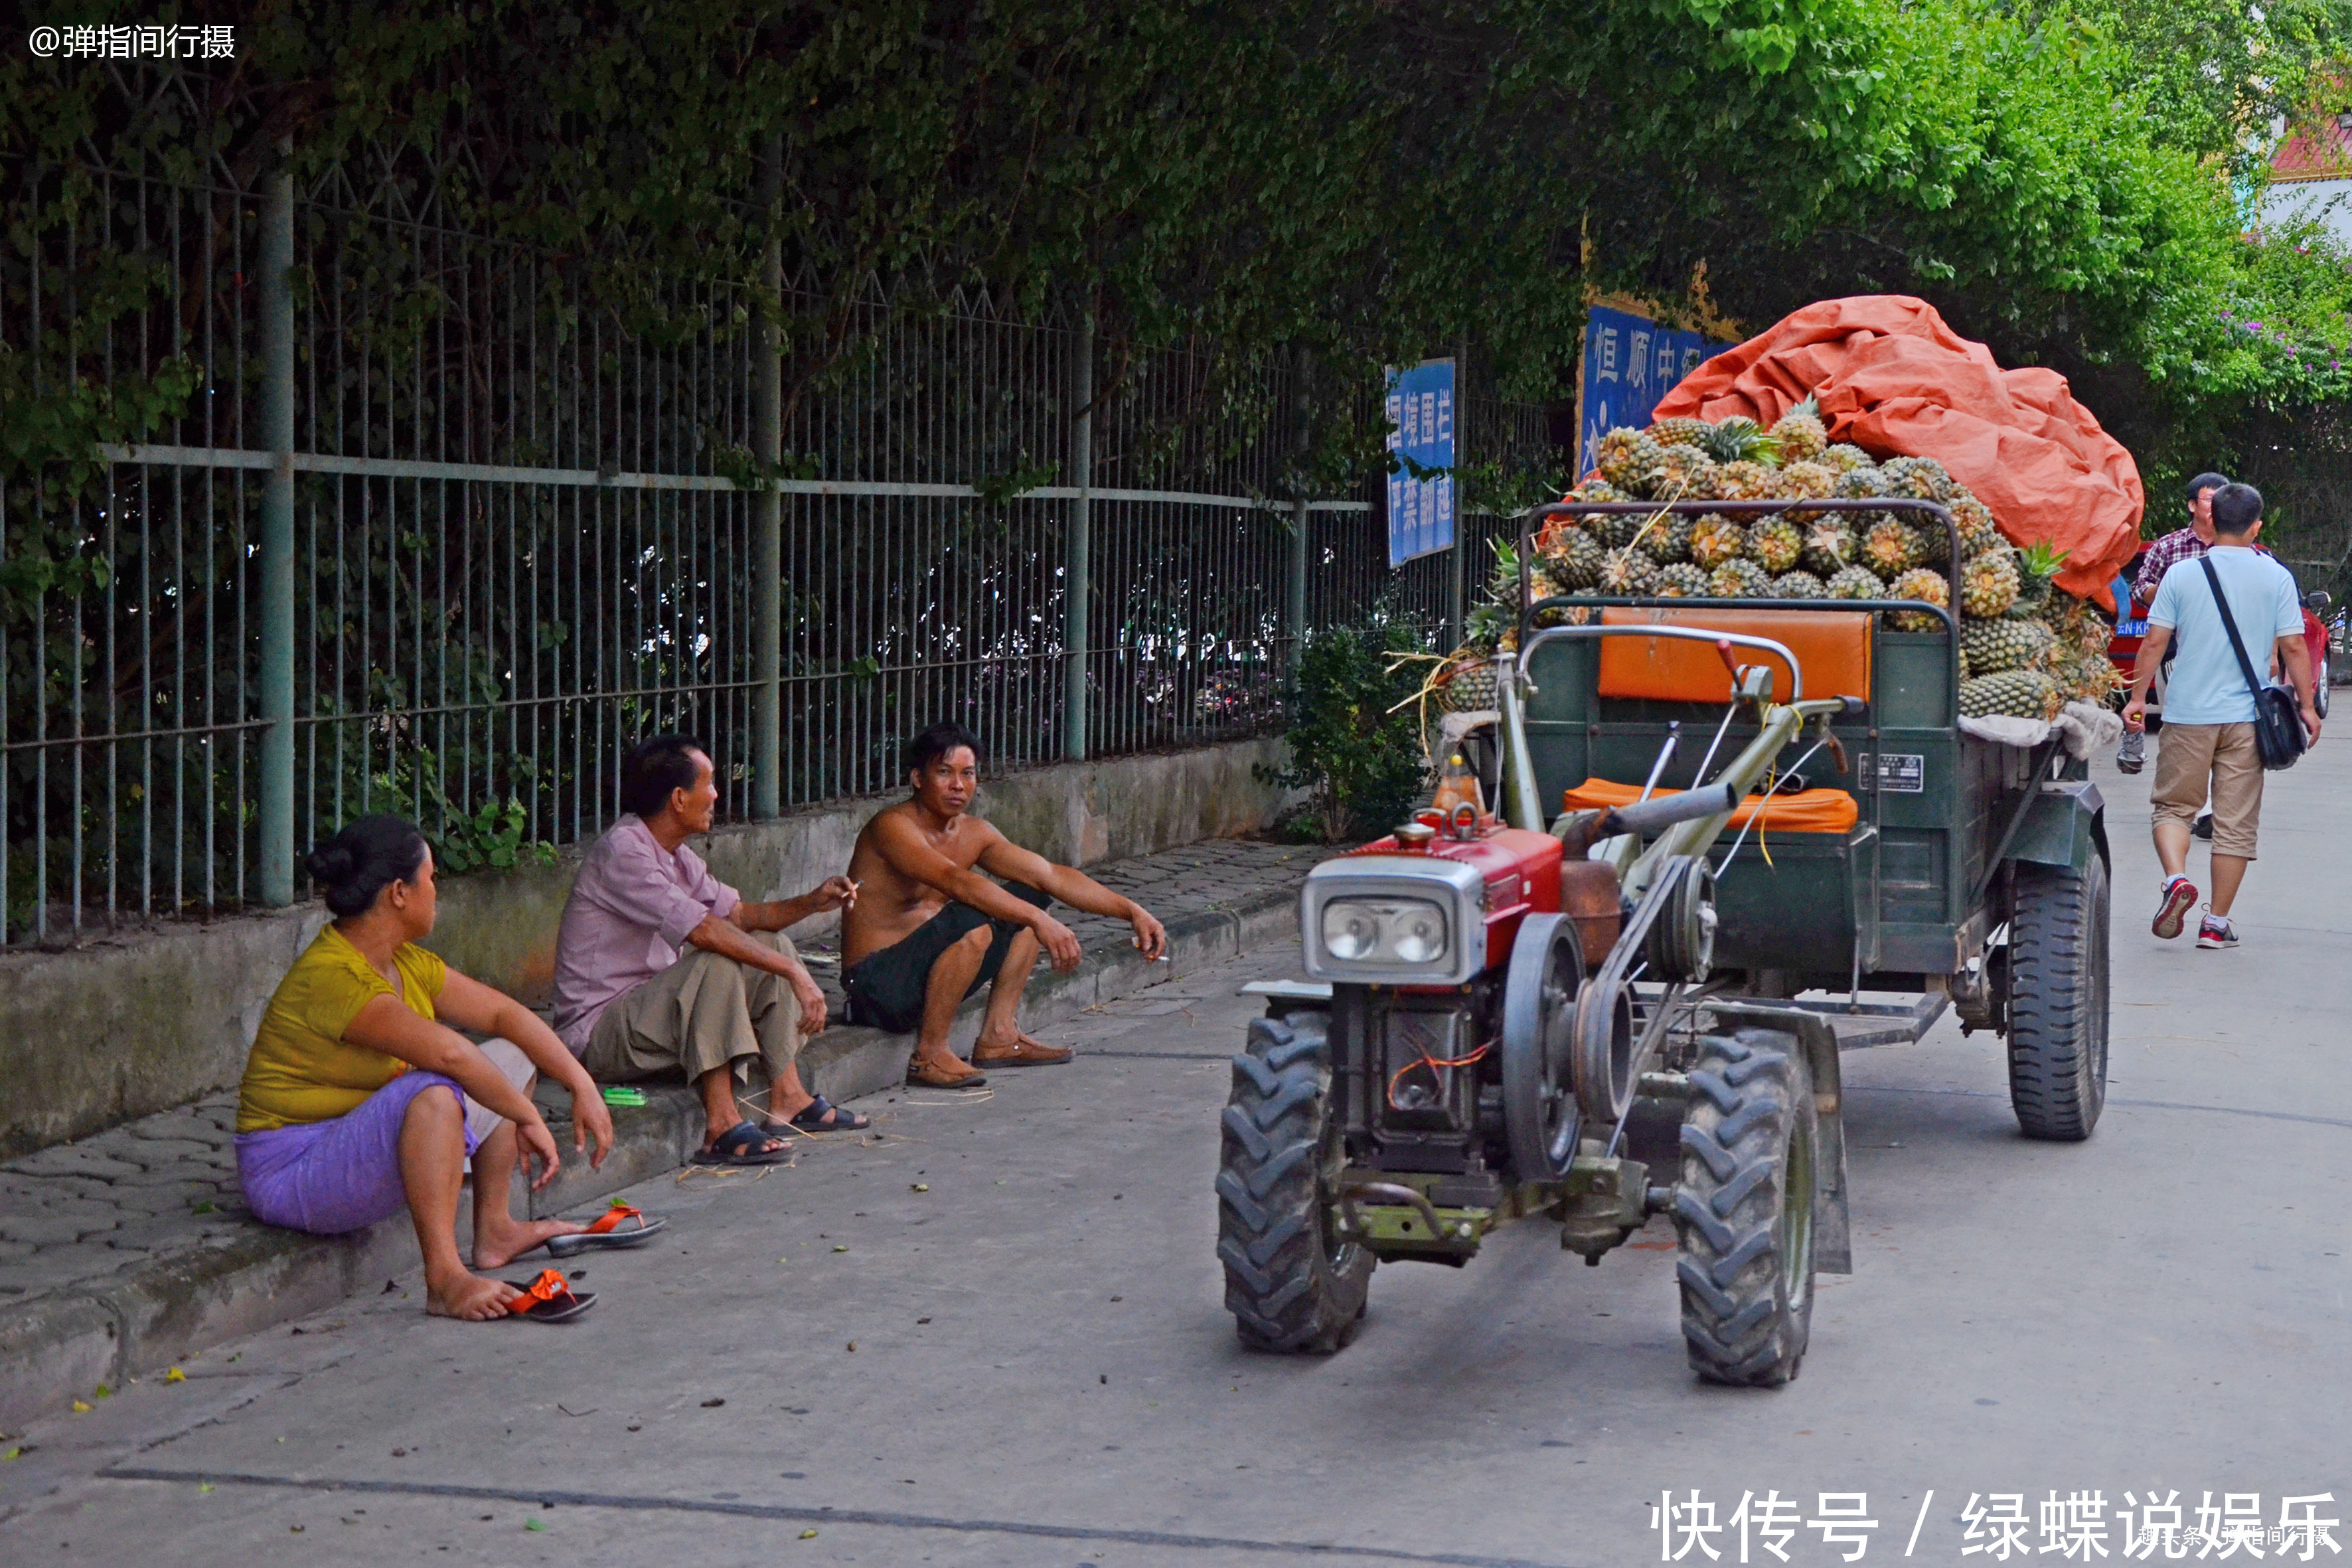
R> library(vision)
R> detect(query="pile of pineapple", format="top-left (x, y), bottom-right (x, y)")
top-left (1485, 400), bottom-right (2122, 722)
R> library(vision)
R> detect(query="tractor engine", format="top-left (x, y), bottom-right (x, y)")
top-left (1301, 817), bottom-right (1571, 1192)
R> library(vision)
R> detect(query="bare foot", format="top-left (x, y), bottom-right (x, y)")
top-left (426, 1271), bottom-right (524, 1322)
top-left (473, 1217), bottom-right (585, 1270)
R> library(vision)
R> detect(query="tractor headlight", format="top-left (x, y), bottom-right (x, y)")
top-left (1318, 898), bottom-right (1450, 967)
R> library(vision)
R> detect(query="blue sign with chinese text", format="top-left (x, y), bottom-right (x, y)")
top-left (1384, 358), bottom-right (1455, 568)
top-left (1577, 309), bottom-right (1736, 480)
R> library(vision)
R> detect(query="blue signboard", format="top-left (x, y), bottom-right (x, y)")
top-left (1384, 358), bottom-right (1455, 568)
top-left (1577, 308), bottom-right (1737, 480)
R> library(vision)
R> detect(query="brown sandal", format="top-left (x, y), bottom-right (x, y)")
top-left (970, 1038), bottom-right (1072, 1067)
top-left (905, 1059), bottom-right (989, 1090)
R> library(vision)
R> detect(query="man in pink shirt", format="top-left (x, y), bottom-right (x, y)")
top-left (552, 735), bottom-right (860, 1165)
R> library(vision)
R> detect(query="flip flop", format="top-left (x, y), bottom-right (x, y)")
top-left (905, 1061), bottom-right (988, 1091)
top-left (545, 1202), bottom-right (667, 1257)
top-left (692, 1120), bottom-right (796, 1166)
top-left (775, 1095), bottom-right (870, 1133)
top-left (504, 1268), bottom-right (597, 1323)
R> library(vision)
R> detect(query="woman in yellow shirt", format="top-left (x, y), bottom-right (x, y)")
top-left (236, 815), bottom-right (646, 1321)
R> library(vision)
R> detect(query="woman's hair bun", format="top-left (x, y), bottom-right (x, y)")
top-left (305, 842), bottom-right (356, 884)
top-left (307, 815), bottom-right (428, 918)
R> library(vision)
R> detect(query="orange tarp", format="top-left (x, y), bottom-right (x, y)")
top-left (1563, 777), bottom-right (1860, 835)
top-left (1649, 295), bottom-right (2142, 609)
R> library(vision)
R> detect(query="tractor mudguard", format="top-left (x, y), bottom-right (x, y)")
top-left (2006, 779), bottom-right (2108, 878)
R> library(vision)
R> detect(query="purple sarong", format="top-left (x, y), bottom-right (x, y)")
top-left (235, 1072), bottom-right (481, 1236)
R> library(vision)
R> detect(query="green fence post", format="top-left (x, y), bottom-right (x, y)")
top-left (751, 136), bottom-right (783, 819)
top-left (258, 139), bottom-right (295, 906)
top-left (1064, 316), bottom-right (1093, 762)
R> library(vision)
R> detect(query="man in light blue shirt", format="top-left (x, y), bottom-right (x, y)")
top-left (2123, 483), bottom-right (2319, 949)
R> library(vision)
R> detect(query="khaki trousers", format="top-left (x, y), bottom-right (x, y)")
top-left (579, 931), bottom-right (805, 1088)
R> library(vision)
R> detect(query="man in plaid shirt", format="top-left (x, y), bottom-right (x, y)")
top-left (2117, 471), bottom-right (2229, 773)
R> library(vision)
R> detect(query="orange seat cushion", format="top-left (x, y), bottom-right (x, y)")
top-left (1596, 606), bottom-right (1873, 706)
top-left (1563, 777), bottom-right (1860, 834)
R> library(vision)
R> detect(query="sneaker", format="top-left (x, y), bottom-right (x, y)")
top-left (2191, 812), bottom-right (2214, 840)
top-left (2153, 876), bottom-right (2198, 939)
top-left (2117, 733), bottom-right (2146, 773)
top-left (2197, 912), bottom-right (2239, 950)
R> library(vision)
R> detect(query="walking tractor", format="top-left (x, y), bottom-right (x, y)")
top-left (1217, 495), bottom-right (2112, 1385)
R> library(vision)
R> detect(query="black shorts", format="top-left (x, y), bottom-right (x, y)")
top-left (841, 881), bottom-right (1052, 1034)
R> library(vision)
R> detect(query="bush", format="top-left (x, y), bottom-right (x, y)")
top-left (1257, 625), bottom-right (1429, 844)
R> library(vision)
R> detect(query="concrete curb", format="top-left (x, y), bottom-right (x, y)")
top-left (0, 879), bottom-right (1300, 1429)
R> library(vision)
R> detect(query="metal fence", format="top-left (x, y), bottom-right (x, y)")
top-left (2, 157), bottom-right (1554, 945)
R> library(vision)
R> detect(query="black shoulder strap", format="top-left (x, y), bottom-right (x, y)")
top-left (2199, 556), bottom-right (2268, 702)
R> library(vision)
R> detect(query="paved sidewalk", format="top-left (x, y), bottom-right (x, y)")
top-left (0, 835), bottom-right (1324, 1427)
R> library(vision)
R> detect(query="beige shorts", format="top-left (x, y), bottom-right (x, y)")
top-left (2152, 722), bottom-right (2263, 858)
top-left (461, 1037), bottom-right (538, 1148)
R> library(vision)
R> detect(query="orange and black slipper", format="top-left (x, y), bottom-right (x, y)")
top-left (504, 1268), bottom-right (597, 1323)
top-left (546, 1202), bottom-right (666, 1258)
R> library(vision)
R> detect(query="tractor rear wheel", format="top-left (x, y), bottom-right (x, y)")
top-left (2005, 854), bottom-right (2110, 1141)
top-left (1674, 1028), bottom-right (1817, 1387)
top-left (1217, 1010), bottom-right (1372, 1354)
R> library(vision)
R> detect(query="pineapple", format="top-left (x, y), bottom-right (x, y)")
top-left (1650, 445), bottom-right (1719, 501)
top-left (1801, 516), bottom-right (1857, 577)
top-left (1833, 464), bottom-right (1890, 532)
top-left (1861, 518), bottom-right (1924, 578)
top-left (1655, 562), bottom-right (1711, 597)
top-left (1713, 459), bottom-right (1776, 501)
top-left (1699, 417), bottom-right (1782, 466)
top-left (2012, 540), bottom-right (2069, 614)
top-left (1827, 564), bottom-right (1887, 601)
top-left (1915, 510), bottom-right (1954, 568)
top-left (1776, 459), bottom-right (1837, 522)
top-left (1645, 416), bottom-right (1713, 451)
top-left (1950, 493), bottom-right (2003, 558)
top-left (1773, 570), bottom-right (1827, 599)
top-left (1768, 396), bottom-right (1828, 463)
top-left (1960, 669), bottom-right (2061, 721)
top-left (1748, 515), bottom-right (1804, 575)
top-left (1542, 527), bottom-right (1607, 590)
top-left (1559, 590), bottom-right (1601, 627)
top-left (1529, 567), bottom-right (1575, 627)
top-left (1709, 558), bottom-right (1774, 599)
top-left (1596, 428), bottom-right (1665, 493)
top-left (1962, 617), bottom-right (2055, 675)
top-left (1597, 547), bottom-right (1658, 597)
top-left (1881, 455), bottom-right (1954, 503)
top-left (1689, 514), bottom-right (1749, 570)
top-left (1636, 511), bottom-right (1697, 565)
top-left (1486, 537), bottom-right (1527, 607)
top-left (1605, 510), bottom-right (1646, 549)
top-left (1462, 600), bottom-right (1508, 655)
top-left (1960, 550), bottom-right (2021, 619)
top-left (1886, 567), bottom-right (1950, 633)
top-left (1820, 442), bottom-right (1873, 474)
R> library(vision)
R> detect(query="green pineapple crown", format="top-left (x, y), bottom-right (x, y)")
top-left (1699, 417), bottom-right (1784, 466)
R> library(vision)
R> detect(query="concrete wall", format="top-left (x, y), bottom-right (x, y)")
top-left (0, 738), bottom-right (1287, 1156)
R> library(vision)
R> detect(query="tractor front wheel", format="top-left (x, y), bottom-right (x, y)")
top-left (1674, 1028), bottom-right (1818, 1387)
top-left (1217, 1010), bottom-right (1372, 1354)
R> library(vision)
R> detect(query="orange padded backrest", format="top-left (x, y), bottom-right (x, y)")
top-left (1562, 776), bottom-right (1859, 834)
top-left (1597, 606), bottom-right (1873, 706)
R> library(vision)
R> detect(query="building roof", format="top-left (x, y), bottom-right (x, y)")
top-left (2273, 112), bottom-right (2352, 184)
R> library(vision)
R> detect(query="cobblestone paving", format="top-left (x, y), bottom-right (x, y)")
top-left (0, 834), bottom-right (1324, 1308)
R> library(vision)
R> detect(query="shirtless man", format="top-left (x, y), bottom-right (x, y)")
top-left (843, 722), bottom-right (1168, 1088)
